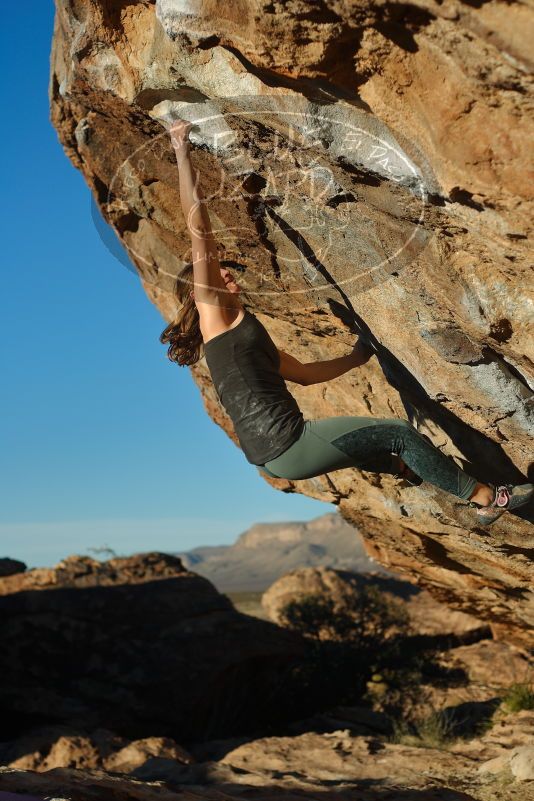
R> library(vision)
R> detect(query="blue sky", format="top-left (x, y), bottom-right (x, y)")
top-left (0, 3), bottom-right (329, 568)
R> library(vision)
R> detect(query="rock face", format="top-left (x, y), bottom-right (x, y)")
top-left (0, 552), bottom-right (303, 742)
top-left (178, 512), bottom-right (386, 591)
top-left (49, 1), bottom-right (534, 645)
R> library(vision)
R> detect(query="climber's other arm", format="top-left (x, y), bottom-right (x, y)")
top-left (277, 351), bottom-right (309, 385)
top-left (170, 120), bottom-right (227, 307)
top-left (278, 338), bottom-right (373, 386)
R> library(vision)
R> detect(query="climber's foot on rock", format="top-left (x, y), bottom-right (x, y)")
top-left (469, 483), bottom-right (534, 525)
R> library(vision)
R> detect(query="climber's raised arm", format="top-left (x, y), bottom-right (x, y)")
top-left (170, 120), bottom-right (228, 309)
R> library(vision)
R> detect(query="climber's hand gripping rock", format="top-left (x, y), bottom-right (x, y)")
top-left (350, 336), bottom-right (375, 366)
top-left (169, 118), bottom-right (193, 150)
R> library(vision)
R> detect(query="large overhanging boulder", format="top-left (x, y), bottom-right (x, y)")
top-left (49, 1), bottom-right (533, 646)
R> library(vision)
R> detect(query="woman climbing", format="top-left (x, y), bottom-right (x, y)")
top-left (160, 119), bottom-right (534, 526)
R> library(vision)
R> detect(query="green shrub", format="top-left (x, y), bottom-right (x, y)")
top-left (275, 586), bottom-right (411, 715)
top-left (279, 585), bottom-right (409, 648)
top-left (501, 681), bottom-right (534, 712)
top-left (268, 586), bottom-right (465, 733)
top-left (390, 708), bottom-right (456, 749)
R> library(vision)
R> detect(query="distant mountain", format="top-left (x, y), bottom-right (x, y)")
top-left (176, 512), bottom-right (388, 592)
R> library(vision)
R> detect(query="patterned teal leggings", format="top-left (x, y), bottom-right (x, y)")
top-left (258, 416), bottom-right (478, 501)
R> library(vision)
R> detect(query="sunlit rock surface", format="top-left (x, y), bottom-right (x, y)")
top-left (50, 0), bottom-right (534, 645)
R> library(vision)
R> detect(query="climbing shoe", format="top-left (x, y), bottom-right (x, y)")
top-left (469, 483), bottom-right (534, 525)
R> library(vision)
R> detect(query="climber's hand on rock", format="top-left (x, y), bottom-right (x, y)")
top-left (350, 336), bottom-right (375, 366)
top-left (170, 119), bottom-right (193, 150)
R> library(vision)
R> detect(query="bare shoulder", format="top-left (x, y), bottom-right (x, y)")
top-left (197, 299), bottom-right (246, 344)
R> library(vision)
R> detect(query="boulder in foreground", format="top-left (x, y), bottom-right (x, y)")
top-left (0, 552), bottom-right (303, 742)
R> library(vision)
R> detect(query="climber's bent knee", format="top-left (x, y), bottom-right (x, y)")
top-left (259, 415), bottom-right (480, 504)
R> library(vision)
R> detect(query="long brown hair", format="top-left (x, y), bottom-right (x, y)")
top-left (159, 262), bottom-right (203, 366)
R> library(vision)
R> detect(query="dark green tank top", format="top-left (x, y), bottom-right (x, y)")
top-left (203, 309), bottom-right (305, 465)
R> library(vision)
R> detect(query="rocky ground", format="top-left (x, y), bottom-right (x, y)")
top-left (0, 556), bottom-right (532, 800)
top-left (1, 696), bottom-right (533, 800)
